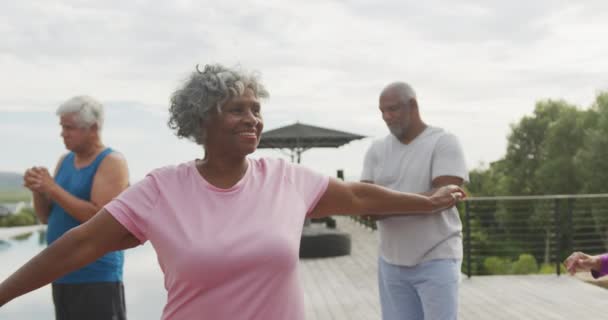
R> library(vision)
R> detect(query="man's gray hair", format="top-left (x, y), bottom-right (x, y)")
top-left (56, 95), bottom-right (104, 130)
top-left (168, 63), bottom-right (269, 145)
top-left (382, 82), bottom-right (417, 103)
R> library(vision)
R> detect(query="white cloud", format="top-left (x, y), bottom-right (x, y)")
top-left (1, 0), bottom-right (607, 179)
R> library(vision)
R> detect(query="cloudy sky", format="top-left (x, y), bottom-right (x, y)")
top-left (1, 0), bottom-right (607, 181)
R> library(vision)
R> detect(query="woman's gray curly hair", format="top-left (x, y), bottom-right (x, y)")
top-left (168, 63), bottom-right (269, 145)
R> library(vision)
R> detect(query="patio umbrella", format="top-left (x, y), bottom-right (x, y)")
top-left (258, 122), bottom-right (365, 163)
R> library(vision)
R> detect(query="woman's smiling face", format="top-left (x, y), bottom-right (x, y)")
top-left (204, 88), bottom-right (264, 157)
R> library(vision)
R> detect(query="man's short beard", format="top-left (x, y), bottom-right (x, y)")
top-left (388, 125), bottom-right (407, 139)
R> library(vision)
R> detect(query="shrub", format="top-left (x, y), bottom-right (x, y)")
top-left (483, 256), bottom-right (512, 275)
top-left (538, 263), bottom-right (566, 274)
top-left (0, 209), bottom-right (37, 227)
top-left (511, 254), bottom-right (538, 274)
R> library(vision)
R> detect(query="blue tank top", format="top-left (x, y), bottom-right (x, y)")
top-left (47, 148), bottom-right (124, 284)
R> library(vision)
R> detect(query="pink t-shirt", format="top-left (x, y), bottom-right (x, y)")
top-left (105, 157), bottom-right (328, 320)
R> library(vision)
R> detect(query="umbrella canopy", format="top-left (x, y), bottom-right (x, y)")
top-left (258, 122), bottom-right (365, 163)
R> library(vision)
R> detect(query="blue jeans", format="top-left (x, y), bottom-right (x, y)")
top-left (378, 257), bottom-right (461, 320)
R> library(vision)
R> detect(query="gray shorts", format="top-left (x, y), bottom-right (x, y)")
top-left (52, 282), bottom-right (126, 320)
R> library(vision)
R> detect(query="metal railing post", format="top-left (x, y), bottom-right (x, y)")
top-left (465, 201), bottom-right (471, 278)
top-left (554, 199), bottom-right (561, 276)
top-left (567, 198), bottom-right (573, 259)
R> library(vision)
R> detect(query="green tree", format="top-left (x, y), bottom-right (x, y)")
top-left (574, 93), bottom-right (608, 250)
top-left (464, 91), bottom-right (608, 273)
top-left (534, 105), bottom-right (586, 194)
top-left (502, 100), bottom-right (581, 195)
top-left (467, 160), bottom-right (508, 197)
top-left (576, 92), bottom-right (608, 194)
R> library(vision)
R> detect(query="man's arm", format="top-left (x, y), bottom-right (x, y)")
top-left (88, 153), bottom-right (130, 218)
top-left (425, 176), bottom-right (465, 194)
top-left (428, 133), bottom-right (467, 192)
top-left (30, 191), bottom-right (52, 224)
top-left (39, 153), bottom-right (129, 223)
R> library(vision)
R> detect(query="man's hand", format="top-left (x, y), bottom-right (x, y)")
top-left (23, 167), bottom-right (44, 192)
top-left (23, 167), bottom-right (56, 194)
top-left (23, 167), bottom-right (38, 191)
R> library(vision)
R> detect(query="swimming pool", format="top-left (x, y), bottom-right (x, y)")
top-left (0, 230), bottom-right (166, 319)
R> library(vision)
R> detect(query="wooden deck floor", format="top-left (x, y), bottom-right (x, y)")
top-left (300, 217), bottom-right (608, 320)
top-left (3, 221), bottom-right (608, 319)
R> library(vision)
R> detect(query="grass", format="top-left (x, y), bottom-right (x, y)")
top-left (0, 189), bottom-right (31, 202)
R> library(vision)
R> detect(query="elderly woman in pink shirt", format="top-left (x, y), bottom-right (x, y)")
top-left (0, 64), bottom-right (465, 320)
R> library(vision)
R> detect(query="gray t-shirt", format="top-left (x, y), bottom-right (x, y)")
top-left (361, 126), bottom-right (468, 266)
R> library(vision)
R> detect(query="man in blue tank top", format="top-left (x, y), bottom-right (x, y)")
top-left (23, 96), bottom-right (130, 320)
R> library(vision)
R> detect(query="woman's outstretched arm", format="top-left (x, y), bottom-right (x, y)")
top-left (309, 178), bottom-right (465, 219)
top-left (0, 209), bottom-right (140, 307)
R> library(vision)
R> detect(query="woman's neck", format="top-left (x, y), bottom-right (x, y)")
top-left (196, 155), bottom-right (249, 189)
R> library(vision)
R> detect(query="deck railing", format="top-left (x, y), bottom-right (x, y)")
top-left (351, 194), bottom-right (608, 278)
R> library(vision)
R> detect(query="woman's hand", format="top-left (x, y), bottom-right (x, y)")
top-left (564, 251), bottom-right (602, 275)
top-left (429, 185), bottom-right (466, 212)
